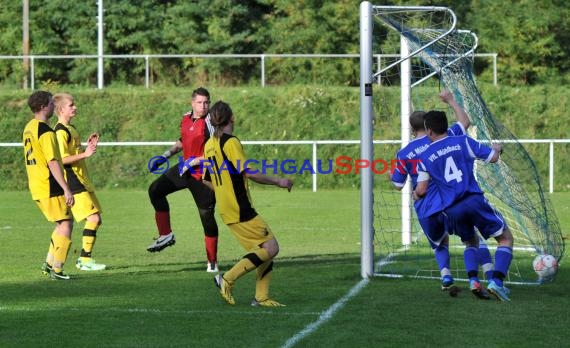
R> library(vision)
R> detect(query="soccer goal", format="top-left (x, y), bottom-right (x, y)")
top-left (359, 2), bottom-right (565, 284)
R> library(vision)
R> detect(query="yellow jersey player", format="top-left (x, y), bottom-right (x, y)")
top-left (23, 90), bottom-right (75, 280)
top-left (203, 101), bottom-right (293, 307)
top-left (53, 93), bottom-right (106, 271)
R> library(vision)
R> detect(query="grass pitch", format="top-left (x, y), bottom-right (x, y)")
top-left (0, 189), bottom-right (568, 347)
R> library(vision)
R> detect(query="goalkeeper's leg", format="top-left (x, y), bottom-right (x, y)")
top-left (147, 167), bottom-right (187, 252)
top-left (189, 177), bottom-right (219, 272)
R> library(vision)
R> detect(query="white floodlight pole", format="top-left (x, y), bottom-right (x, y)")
top-left (400, 36), bottom-right (412, 246)
top-left (359, 1), bottom-right (374, 278)
top-left (97, 0), bottom-right (104, 89)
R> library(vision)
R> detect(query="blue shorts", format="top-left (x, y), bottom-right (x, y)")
top-left (444, 193), bottom-right (506, 242)
top-left (418, 213), bottom-right (448, 249)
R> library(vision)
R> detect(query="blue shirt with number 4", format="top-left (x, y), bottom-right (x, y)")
top-left (391, 122), bottom-right (465, 219)
top-left (417, 135), bottom-right (496, 209)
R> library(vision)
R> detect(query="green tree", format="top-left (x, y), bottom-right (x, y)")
top-left (103, 0), bottom-right (171, 85)
top-left (0, 1), bottom-right (568, 87)
top-left (188, 0), bottom-right (274, 84)
top-left (0, 2), bottom-right (25, 86)
top-left (263, 0), bottom-right (360, 85)
top-left (27, 1), bottom-right (95, 85)
top-left (464, 0), bottom-right (569, 84)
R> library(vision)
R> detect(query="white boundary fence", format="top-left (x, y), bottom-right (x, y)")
top-left (0, 53), bottom-right (498, 89)
top-left (2, 138), bottom-right (567, 193)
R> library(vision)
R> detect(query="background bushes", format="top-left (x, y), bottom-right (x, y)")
top-left (1, 84), bottom-right (568, 191)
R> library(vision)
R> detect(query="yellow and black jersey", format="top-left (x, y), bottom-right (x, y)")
top-left (54, 123), bottom-right (94, 194)
top-left (203, 133), bottom-right (257, 224)
top-left (22, 119), bottom-right (64, 200)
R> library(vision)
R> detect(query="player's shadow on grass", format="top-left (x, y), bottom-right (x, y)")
top-left (105, 253), bottom-right (363, 273)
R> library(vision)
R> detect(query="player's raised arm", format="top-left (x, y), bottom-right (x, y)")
top-left (440, 90), bottom-right (470, 130)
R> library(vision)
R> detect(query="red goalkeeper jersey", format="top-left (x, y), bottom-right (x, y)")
top-left (180, 111), bottom-right (213, 180)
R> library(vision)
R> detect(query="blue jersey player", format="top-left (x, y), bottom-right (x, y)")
top-left (391, 90), bottom-right (495, 292)
top-left (415, 110), bottom-right (514, 301)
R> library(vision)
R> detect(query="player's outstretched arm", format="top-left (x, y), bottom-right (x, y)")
top-left (440, 90), bottom-right (470, 130)
top-left (490, 143), bottom-right (502, 163)
top-left (161, 140), bottom-right (183, 159)
top-left (245, 171), bottom-right (293, 192)
top-left (149, 140), bottom-right (184, 173)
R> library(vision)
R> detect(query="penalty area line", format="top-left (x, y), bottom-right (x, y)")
top-left (280, 278), bottom-right (369, 348)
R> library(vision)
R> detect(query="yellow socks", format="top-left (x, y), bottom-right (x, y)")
top-left (224, 248), bottom-right (270, 283)
top-left (45, 230), bottom-right (57, 266)
top-left (80, 220), bottom-right (99, 262)
top-left (51, 233), bottom-right (72, 272)
top-left (255, 261), bottom-right (274, 301)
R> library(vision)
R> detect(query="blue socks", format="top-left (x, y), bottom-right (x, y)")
top-left (478, 240), bottom-right (494, 280)
top-left (493, 246), bottom-right (513, 287)
top-left (434, 245), bottom-right (450, 276)
top-left (464, 246), bottom-right (479, 280)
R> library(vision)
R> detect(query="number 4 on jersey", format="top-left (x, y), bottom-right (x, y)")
top-left (444, 156), bottom-right (462, 183)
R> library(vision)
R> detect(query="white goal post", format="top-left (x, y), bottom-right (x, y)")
top-left (359, 1), bottom-right (374, 278)
top-left (359, 2), bottom-right (458, 278)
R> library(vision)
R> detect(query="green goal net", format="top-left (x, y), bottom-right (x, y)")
top-left (362, 4), bottom-right (564, 285)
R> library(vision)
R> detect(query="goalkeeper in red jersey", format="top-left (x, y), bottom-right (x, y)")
top-left (147, 87), bottom-right (219, 273)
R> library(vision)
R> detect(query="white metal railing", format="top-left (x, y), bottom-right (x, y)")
top-left (0, 53), bottom-right (498, 89)
top-left (1, 138), bottom-right (566, 193)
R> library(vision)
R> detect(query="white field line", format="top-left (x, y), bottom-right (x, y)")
top-left (0, 306), bottom-right (320, 317)
top-left (280, 278), bottom-right (369, 348)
